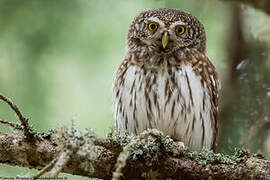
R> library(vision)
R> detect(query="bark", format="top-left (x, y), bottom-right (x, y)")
top-left (0, 131), bottom-right (269, 180)
top-left (222, 0), bottom-right (270, 14)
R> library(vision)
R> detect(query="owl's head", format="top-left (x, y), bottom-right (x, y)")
top-left (127, 8), bottom-right (206, 54)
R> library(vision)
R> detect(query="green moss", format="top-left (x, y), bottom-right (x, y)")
top-left (186, 148), bottom-right (254, 165)
top-left (160, 135), bottom-right (185, 156)
top-left (42, 126), bottom-right (255, 168)
top-left (107, 131), bottom-right (137, 147)
top-left (108, 129), bottom-right (183, 160)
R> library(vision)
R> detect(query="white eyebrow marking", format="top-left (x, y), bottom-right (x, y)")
top-left (170, 20), bottom-right (187, 28)
top-left (147, 17), bottom-right (165, 26)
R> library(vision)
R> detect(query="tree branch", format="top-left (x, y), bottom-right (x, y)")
top-left (245, 100), bottom-right (270, 147)
top-left (222, 0), bottom-right (270, 14)
top-left (0, 95), bottom-right (269, 179)
top-left (0, 131), bottom-right (269, 179)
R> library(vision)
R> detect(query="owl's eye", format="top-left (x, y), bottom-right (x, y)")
top-left (175, 25), bottom-right (185, 35)
top-left (148, 22), bottom-right (159, 32)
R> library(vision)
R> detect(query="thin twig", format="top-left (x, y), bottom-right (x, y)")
top-left (112, 129), bottom-right (165, 180)
top-left (0, 93), bottom-right (34, 139)
top-left (33, 158), bottom-right (57, 180)
top-left (0, 119), bottom-right (24, 131)
top-left (112, 137), bottom-right (139, 180)
top-left (48, 150), bottom-right (71, 178)
top-left (246, 100), bottom-right (270, 143)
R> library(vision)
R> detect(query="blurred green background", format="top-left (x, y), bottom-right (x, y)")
top-left (0, 0), bottom-right (269, 179)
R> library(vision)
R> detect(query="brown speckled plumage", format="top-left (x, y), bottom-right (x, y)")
top-left (113, 8), bottom-right (220, 151)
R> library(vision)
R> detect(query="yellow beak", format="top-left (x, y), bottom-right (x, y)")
top-left (161, 32), bottom-right (169, 49)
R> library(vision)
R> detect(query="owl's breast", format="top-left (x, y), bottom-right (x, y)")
top-left (113, 62), bottom-right (214, 150)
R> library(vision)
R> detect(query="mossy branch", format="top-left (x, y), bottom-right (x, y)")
top-left (0, 130), bottom-right (270, 179)
top-left (0, 94), bottom-right (270, 179)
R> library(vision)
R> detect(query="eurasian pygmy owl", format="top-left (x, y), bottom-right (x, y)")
top-left (113, 8), bottom-right (220, 151)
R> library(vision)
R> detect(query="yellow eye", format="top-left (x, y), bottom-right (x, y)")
top-left (148, 22), bottom-right (158, 32)
top-left (175, 25), bottom-right (185, 35)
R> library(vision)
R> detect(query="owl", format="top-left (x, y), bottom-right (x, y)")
top-left (113, 8), bottom-right (220, 151)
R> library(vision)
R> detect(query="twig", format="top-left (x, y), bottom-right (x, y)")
top-left (0, 93), bottom-right (35, 139)
top-left (33, 158), bottom-right (57, 180)
top-left (246, 100), bottom-right (270, 143)
top-left (112, 129), bottom-right (167, 180)
top-left (112, 138), bottom-right (138, 180)
top-left (48, 150), bottom-right (71, 178)
top-left (0, 119), bottom-right (24, 131)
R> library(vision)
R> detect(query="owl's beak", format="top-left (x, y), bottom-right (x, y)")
top-left (161, 32), bottom-right (169, 49)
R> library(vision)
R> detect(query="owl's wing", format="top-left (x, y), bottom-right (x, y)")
top-left (113, 55), bottom-right (132, 130)
top-left (189, 50), bottom-right (221, 150)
